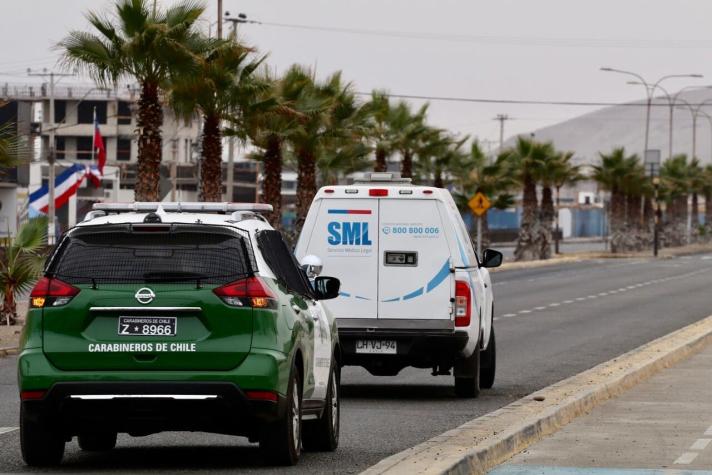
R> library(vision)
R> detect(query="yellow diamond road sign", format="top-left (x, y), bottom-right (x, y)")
top-left (468, 192), bottom-right (491, 217)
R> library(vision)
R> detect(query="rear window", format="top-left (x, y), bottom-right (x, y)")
top-left (49, 225), bottom-right (254, 285)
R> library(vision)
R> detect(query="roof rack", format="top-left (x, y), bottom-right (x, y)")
top-left (92, 202), bottom-right (274, 214)
top-left (353, 172), bottom-right (412, 184)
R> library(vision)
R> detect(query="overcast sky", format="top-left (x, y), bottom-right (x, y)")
top-left (4, 0), bottom-right (712, 152)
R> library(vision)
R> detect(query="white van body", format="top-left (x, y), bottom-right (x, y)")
top-left (296, 174), bottom-right (497, 393)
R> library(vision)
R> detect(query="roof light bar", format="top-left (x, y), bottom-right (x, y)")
top-left (92, 202), bottom-right (274, 213)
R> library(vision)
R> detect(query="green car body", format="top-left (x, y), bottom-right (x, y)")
top-left (17, 204), bottom-right (342, 466)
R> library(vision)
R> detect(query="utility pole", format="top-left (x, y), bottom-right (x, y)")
top-left (493, 114), bottom-right (511, 150)
top-left (28, 68), bottom-right (74, 244)
top-left (217, 0), bottom-right (223, 38)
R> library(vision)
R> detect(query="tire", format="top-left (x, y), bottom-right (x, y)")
top-left (260, 361), bottom-right (302, 466)
top-left (20, 404), bottom-right (65, 467)
top-left (454, 346), bottom-right (481, 398)
top-left (480, 326), bottom-right (496, 389)
top-left (303, 362), bottom-right (340, 452)
top-left (78, 431), bottom-right (117, 451)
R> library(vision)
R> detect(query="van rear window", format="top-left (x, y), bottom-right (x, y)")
top-left (49, 225), bottom-right (253, 285)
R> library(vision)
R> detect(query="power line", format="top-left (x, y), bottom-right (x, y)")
top-left (247, 20), bottom-right (712, 50)
top-left (354, 91), bottom-right (711, 108)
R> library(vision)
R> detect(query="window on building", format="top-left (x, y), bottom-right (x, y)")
top-left (54, 101), bottom-right (66, 124)
top-left (117, 138), bottom-right (131, 161)
top-left (54, 137), bottom-right (66, 159)
top-left (76, 136), bottom-right (93, 160)
top-left (77, 101), bottom-right (107, 124)
top-left (118, 101), bottom-right (132, 125)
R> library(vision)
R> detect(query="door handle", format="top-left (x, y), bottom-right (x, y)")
top-left (291, 304), bottom-right (302, 314)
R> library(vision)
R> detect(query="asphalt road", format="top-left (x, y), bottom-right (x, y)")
top-left (2, 254), bottom-right (712, 473)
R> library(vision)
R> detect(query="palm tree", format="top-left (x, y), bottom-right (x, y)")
top-left (592, 148), bottom-right (642, 253)
top-left (702, 165), bottom-right (712, 239)
top-left (505, 137), bottom-right (554, 261)
top-left (171, 39), bottom-right (265, 201)
top-left (688, 158), bottom-right (704, 238)
top-left (364, 91), bottom-right (394, 172)
top-left (661, 154), bottom-right (692, 246)
top-left (59, 0), bottom-right (206, 201)
top-left (550, 151), bottom-right (583, 254)
top-left (389, 102), bottom-right (428, 178)
top-left (451, 142), bottom-right (515, 249)
top-left (0, 217), bottom-right (47, 326)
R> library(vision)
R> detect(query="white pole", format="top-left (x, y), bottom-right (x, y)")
top-left (47, 73), bottom-right (56, 245)
top-left (476, 215), bottom-right (482, 257)
top-left (226, 136), bottom-right (234, 201)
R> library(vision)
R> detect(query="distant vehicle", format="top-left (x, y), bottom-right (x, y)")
top-left (18, 202), bottom-right (342, 467)
top-left (295, 173), bottom-right (501, 398)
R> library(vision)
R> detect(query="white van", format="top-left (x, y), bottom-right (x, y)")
top-left (295, 173), bottom-right (502, 397)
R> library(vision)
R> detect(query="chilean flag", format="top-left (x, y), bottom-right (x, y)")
top-left (29, 164), bottom-right (88, 214)
top-left (88, 117), bottom-right (106, 186)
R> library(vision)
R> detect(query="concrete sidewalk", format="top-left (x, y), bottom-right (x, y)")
top-left (490, 342), bottom-right (712, 474)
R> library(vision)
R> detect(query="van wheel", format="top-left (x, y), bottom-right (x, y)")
top-left (20, 404), bottom-right (65, 466)
top-left (78, 431), bottom-right (117, 451)
top-left (480, 327), bottom-right (496, 389)
top-left (260, 362), bottom-right (302, 465)
top-left (303, 361), bottom-right (340, 452)
top-left (454, 346), bottom-right (481, 398)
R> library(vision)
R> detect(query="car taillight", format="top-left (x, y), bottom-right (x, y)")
top-left (213, 276), bottom-right (277, 309)
top-left (245, 390), bottom-right (278, 402)
top-left (455, 280), bottom-right (471, 327)
top-left (20, 390), bottom-right (47, 401)
top-left (30, 277), bottom-right (80, 308)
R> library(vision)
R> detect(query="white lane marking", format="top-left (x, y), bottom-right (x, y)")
top-left (549, 303), bottom-right (560, 307)
top-left (674, 452), bottom-right (699, 464)
top-left (534, 306), bottom-right (546, 311)
top-left (0, 427), bottom-right (18, 436)
top-left (576, 297), bottom-right (586, 301)
top-left (690, 438), bottom-right (711, 451)
top-left (587, 295), bottom-right (597, 299)
top-left (705, 425), bottom-right (712, 436)
top-left (563, 300), bottom-right (574, 304)
top-left (618, 288), bottom-right (628, 292)
top-left (519, 310), bottom-right (531, 314)
top-left (501, 313), bottom-right (517, 318)
top-left (598, 292), bottom-right (609, 296)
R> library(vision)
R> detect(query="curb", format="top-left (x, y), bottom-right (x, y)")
top-left (0, 346), bottom-right (18, 358)
top-left (361, 314), bottom-right (712, 475)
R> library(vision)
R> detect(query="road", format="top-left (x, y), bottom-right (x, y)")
top-left (1, 254), bottom-right (712, 473)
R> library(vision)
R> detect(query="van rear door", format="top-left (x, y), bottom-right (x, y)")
top-left (299, 199), bottom-right (379, 319)
top-left (377, 199), bottom-right (453, 320)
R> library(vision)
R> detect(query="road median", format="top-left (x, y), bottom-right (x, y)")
top-left (361, 314), bottom-right (712, 475)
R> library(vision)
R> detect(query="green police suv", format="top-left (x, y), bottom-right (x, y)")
top-left (18, 202), bottom-right (342, 467)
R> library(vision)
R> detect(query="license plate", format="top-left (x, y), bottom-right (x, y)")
top-left (118, 316), bottom-right (177, 336)
top-left (355, 340), bottom-right (397, 354)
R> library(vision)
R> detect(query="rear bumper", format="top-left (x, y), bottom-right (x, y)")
top-left (22, 381), bottom-right (285, 438)
top-left (337, 319), bottom-right (469, 375)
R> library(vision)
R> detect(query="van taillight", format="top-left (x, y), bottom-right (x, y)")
top-left (369, 189), bottom-right (388, 197)
top-left (455, 280), bottom-right (471, 327)
top-left (213, 276), bottom-right (277, 309)
top-left (30, 277), bottom-right (80, 308)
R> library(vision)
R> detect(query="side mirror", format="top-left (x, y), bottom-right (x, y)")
top-left (314, 276), bottom-right (340, 300)
top-left (300, 254), bottom-right (323, 278)
top-left (481, 249), bottom-right (503, 268)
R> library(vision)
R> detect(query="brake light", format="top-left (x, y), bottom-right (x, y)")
top-left (455, 280), bottom-right (471, 327)
top-left (423, 190), bottom-right (434, 195)
top-left (20, 390), bottom-right (46, 401)
top-left (369, 189), bottom-right (388, 197)
top-left (246, 390), bottom-right (278, 402)
top-left (30, 277), bottom-right (80, 308)
top-left (213, 277), bottom-right (277, 309)
top-left (324, 189), bottom-right (334, 194)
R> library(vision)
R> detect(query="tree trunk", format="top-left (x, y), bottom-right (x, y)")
top-left (538, 185), bottom-right (554, 259)
top-left (609, 188), bottom-right (625, 253)
top-left (705, 191), bottom-right (712, 231)
top-left (401, 150), bottom-right (413, 178)
top-left (262, 135), bottom-right (282, 228)
top-left (295, 147), bottom-right (316, 231)
top-left (691, 192), bottom-right (700, 226)
top-left (374, 146), bottom-right (387, 172)
top-left (199, 113), bottom-right (222, 202)
top-left (433, 167), bottom-right (444, 188)
top-left (514, 174), bottom-right (539, 261)
top-left (2, 285), bottom-right (17, 326)
top-left (135, 81), bottom-right (163, 202)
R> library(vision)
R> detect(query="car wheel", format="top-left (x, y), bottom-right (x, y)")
top-left (78, 431), bottom-right (117, 451)
top-left (480, 326), bottom-right (496, 389)
top-left (454, 346), bottom-right (481, 398)
top-left (260, 361), bottom-right (302, 465)
top-left (303, 361), bottom-right (340, 451)
top-left (20, 404), bottom-right (65, 467)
